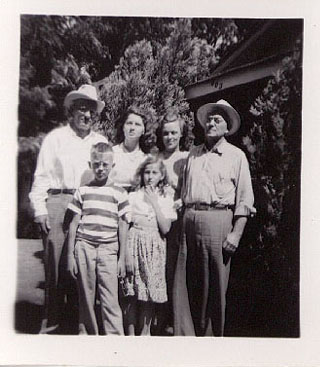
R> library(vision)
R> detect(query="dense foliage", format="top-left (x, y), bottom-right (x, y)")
top-left (243, 38), bottom-right (301, 270)
top-left (227, 38), bottom-right (302, 337)
top-left (18, 15), bottom-right (240, 237)
top-left (98, 18), bottom-right (228, 150)
top-left (18, 15), bottom-right (239, 138)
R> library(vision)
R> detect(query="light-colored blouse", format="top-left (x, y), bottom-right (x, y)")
top-left (109, 143), bottom-right (146, 189)
top-left (159, 151), bottom-right (189, 193)
top-left (129, 189), bottom-right (177, 228)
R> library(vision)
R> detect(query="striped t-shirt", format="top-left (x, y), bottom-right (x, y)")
top-left (68, 183), bottom-right (131, 245)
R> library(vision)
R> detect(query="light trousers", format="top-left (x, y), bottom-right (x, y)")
top-left (173, 208), bottom-right (233, 336)
top-left (75, 239), bottom-right (124, 335)
top-left (41, 193), bottom-right (73, 330)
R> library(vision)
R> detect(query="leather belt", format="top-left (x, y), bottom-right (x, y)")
top-left (185, 203), bottom-right (234, 211)
top-left (48, 189), bottom-right (76, 195)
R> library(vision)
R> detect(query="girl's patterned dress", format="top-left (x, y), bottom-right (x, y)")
top-left (125, 189), bottom-right (177, 303)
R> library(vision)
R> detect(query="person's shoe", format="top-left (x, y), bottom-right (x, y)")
top-left (39, 319), bottom-right (60, 334)
top-left (164, 326), bottom-right (174, 336)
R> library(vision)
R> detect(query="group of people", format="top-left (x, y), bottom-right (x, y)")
top-left (29, 84), bottom-right (255, 336)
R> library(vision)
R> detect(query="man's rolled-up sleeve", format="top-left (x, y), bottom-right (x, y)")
top-left (29, 135), bottom-right (54, 218)
top-left (234, 153), bottom-right (256, 217)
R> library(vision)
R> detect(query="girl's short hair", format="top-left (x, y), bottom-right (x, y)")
top-left (114, 106), bottom-right (149, 152)
top-left (133, 154), bottom-right (169, 195)
top-left (156, 110), bottom-right (189, 152)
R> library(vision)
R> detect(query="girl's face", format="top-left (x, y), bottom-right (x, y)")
top-left (162, 120), bottom-right (182, 153)
top-left (123, 113), bottom-right (145, 141)
top-left (143, 162), bottom-right (164, 188)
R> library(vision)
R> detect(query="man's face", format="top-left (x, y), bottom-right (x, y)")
top-left (90, 152), bottom-right (114, 183)
top-left (204, 114), bottom-right (228, 139)
top-left (70, 99), bottom-right (97, 135)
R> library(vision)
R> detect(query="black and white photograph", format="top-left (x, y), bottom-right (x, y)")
top-left (16, 14), bottom-right (302, 338)
top-left (1, 0), bottom-right (320, 366)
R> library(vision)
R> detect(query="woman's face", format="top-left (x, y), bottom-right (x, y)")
top-left (123, 113), bottom-right (145, 142)
top-left (162, 120), bottom-right (182, 153)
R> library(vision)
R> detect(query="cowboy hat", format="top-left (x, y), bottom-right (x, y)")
top-left (196, 99), bottom-right (241, 136)
top-left (64, 84), bottom-right (105, 114)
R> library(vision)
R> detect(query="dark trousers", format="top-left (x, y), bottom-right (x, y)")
top-left (152, 218), bottom-right (181, 335)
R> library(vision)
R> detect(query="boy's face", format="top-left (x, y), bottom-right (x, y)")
top-left (90, 152), bottom-right (114, 183)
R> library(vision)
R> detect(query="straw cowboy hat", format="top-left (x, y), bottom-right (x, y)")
top-left (64, 84), bottom-right (105, 114)
top-left (197, 99), bottom-right (241, 136)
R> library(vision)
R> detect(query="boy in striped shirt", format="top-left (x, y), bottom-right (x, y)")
top-left (66, 142), bottom-right (130, 335)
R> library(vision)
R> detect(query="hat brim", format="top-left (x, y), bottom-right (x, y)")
top-left (64, 92), bottom-right (105, 114)
top-left (197, 103), bottom-right (241, 136)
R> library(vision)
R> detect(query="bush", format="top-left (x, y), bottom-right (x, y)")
top-left (234, 38), bottom-right (302, 336)
top-left (98, 19), bottom-right (229, 151)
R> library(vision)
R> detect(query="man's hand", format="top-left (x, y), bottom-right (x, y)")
top-left (118, 257), bottom-right (126, 279)
top-left (34, 214), bottom-right (51, 235)
top-left (67, 255), bottom-right (78, 280)
top-left (222, 232), bottom-right (241, 255)
top-left (125, 252), bottom-right (134, 277)
top-left (173, 199), bottom-right (183, 211)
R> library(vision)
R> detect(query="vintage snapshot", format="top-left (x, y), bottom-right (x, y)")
top-left (16, 14), bottom-right (302, 339)
top-left (2, 0), bottom-right (319, 364)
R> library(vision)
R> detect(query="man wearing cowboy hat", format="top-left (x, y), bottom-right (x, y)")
top-left (173, 99), bottom-right (255, 336)
top-left (29, 84), bottom-right (107, 334)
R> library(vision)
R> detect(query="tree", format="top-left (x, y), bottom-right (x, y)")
top-left (18, 15), bottom-right (240, 138)
top-left (240, 38), bottom-right (302, 336)
top-left (98, 18), bottom-right (237, 151)
top-left (19, 16), bottom-right (84, 136)
top-left (17, 15), bottom-right (241, 238)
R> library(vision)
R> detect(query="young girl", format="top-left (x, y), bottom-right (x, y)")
top-left (123, 155), bottom-right (177, 335)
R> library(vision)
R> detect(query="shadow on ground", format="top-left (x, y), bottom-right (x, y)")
top-left (15, 301), bottom-right (43, 334)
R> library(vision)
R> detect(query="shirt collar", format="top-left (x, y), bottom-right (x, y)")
top-left (120, 142), bottom-right (142, 154)
top-left (67, 124), bottom-right (95, 140)
top-left (202, 137), bottom-right (228, 155)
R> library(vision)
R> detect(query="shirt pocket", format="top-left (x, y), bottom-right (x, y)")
top-left (213, 169), bottom-right (233, 198)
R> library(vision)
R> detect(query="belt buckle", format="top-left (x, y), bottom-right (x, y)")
top-left (48, 189), bottom-right (61, 195)
top-left (193, 202), bottom-right (207, 210)
top-left (48, 188), bottom-right (75, 195)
